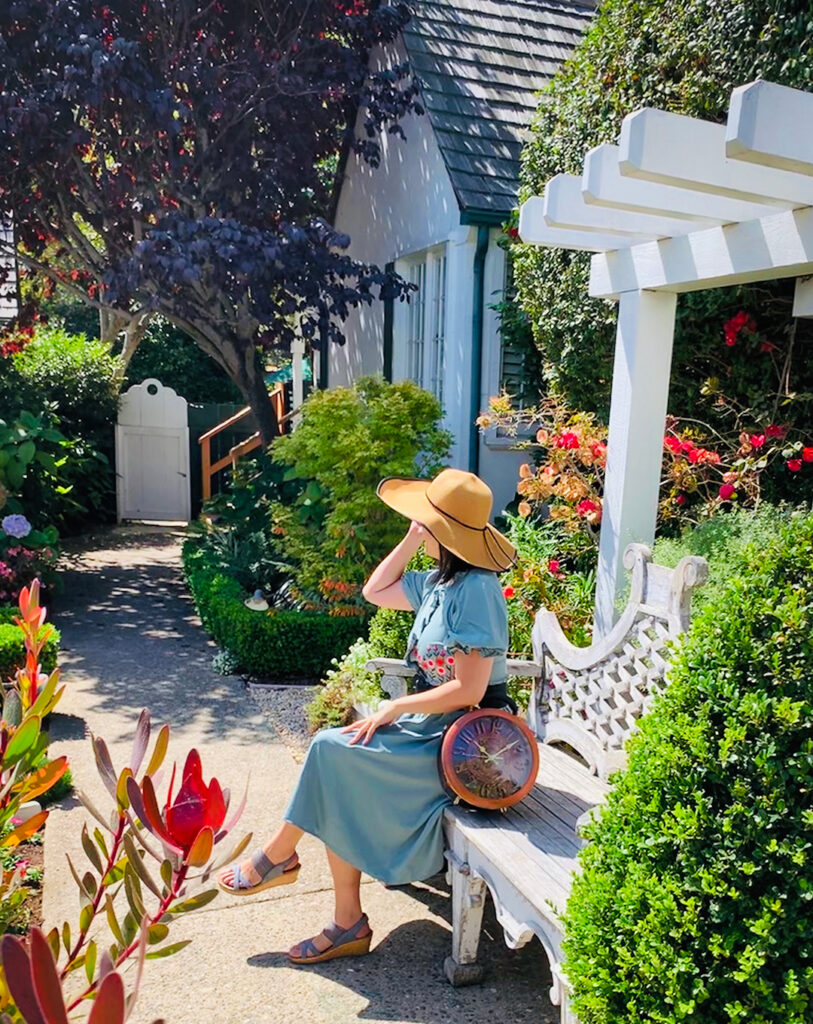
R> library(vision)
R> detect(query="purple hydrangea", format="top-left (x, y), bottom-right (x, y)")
top-left (1, 514), bottom-right (32, 539)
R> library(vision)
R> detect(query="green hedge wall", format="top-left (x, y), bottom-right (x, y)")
top-left (182, 545), bottom-right (367, 679)
top-left (563, 508), bottom-right (813, 1024)
top-left (514, 0), bottom-right (813, 448)
top-left (0, 607), bottom-right (60, 681)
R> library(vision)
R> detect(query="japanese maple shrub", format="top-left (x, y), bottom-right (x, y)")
top-left (563, 510), bottom-right (813, 1024)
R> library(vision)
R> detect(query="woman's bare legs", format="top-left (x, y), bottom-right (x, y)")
top-left (220, 821), bottom-right (303, 887)
top-left (288, 846), bottom-right (371, 957)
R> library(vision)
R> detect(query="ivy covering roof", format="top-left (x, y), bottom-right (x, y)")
top-left (403, 0), bottom-right (596, 221)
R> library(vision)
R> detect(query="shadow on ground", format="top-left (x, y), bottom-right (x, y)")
top-left (248, 876), bottom-right (555, 1024)
top-left (50, 525), bottom-right (260, 747)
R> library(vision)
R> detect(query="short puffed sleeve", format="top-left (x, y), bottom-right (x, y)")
top-left (400, 570), bottom-right (435, 611)
top-left (445, 572), bottom-right (508, 657)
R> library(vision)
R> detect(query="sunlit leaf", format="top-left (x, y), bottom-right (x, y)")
top-left (5, 715), bottom-right (41, 763)
top-left (85, 941), bottom-right (97, 985)
top-left (144, 723), bottom-right (170, 778)
top-left (92, 736), bottom-right (118, 800)
top-left (18, 757), bottom-right (69, 803)
top-left (5, 809), bottom-right (47, 848)
top-left (79, 903), bottom-right (94, 934)
top-left (81, 823), bottom-right (103, 873)
top-left (65, 854), bottom-right (93, 902)
top-left (122, 834), bottom-right (162, 898)
top-left (147, 924), bottom-right (169, 945)
top-left (87, 971), bottom-right (125, 1024)
top-left (105, 896), bottom-right (124, 947)
top-left (145, 940), bottom-right (191, 960)
top-left (61, 922), bottom-right (70, 955)
top-left (124, 867), bottom-right (145, 919)
top-left (169, 889), bottom-right (218, 915)
top-left (29, 928), bottom-right (69, 1024)
top-left (76, 789), bottom-right (113, 833)
top-left (160, 859), bottom-right (173, 889)
top-left (129, 710), bottom-right (151, 777)
top-left (116, 768), bottom-right (133, 811)
top-left (185, 826), bottom-right (213, 868)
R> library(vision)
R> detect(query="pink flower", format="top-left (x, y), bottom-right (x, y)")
top-left (554, 432), bottom-right (580, 450)
top-left (548, 560), bottom-right (561, 574)
top-left (502, 586), bottom-right (515, 599)
top-left (576, 499), bottom-right (602, 523)
top-left (718, 483), bottom-right (736, 501)
top-left (787, 459), bottom-right (803, 472)
top-left (750, 434), bottom-right (766, 449)
top-left (664, 435), bottom-right (682, 454)
top-left (766, 424), bottom-right (785, 439)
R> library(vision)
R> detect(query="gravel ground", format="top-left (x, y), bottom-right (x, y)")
top-left (247, 681), bottom-right (317, 762)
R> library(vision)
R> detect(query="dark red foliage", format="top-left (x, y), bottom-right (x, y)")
top-left (0, 2), bottom-right (421, 430)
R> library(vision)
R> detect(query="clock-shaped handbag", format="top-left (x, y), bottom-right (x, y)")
top-left (439, 708), bottom-right (539, 810)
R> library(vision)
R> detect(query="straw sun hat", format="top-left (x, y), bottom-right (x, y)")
top-left (377, 468), bottom-right (516, 572)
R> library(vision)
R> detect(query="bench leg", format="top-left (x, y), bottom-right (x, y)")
top-left (443, 854), bottom-right (487, 987)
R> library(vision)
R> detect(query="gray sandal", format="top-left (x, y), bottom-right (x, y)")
top-left (218, 850), bottom-right (300, 896)
top-left (288, 913), bottom-right (373, 964)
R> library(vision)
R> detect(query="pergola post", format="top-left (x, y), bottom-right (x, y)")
top-left (594, 289), bottom-right (677, 635)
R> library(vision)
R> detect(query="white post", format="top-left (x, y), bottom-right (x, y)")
top-left (291, 335), bottom-right (305, 428)
top-left (594, 289), bottom-right (677, 635)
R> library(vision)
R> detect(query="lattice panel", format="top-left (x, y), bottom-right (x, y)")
top-left (539, 612), bottom-right (673, 754)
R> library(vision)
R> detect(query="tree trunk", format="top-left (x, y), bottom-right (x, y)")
top-left (118, 314), bottom-right (151, 371)
top-left (236, 346), bottom-right (280, 446)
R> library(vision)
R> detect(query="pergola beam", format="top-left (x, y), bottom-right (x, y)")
top-left (727, 80), bottom-right (813, 177)
top-left (589, 206), bottom-right (813, 299)
top-left (793, 275), bottom-right (813, 317)
top-left (582, 143), bottom-right (778, 225)
top-left (619, 108), bottom-right (813, 207)
top-left (543, 173), bottom-right (713, 239)
top-left (518, 196), bottom-right (647, 252)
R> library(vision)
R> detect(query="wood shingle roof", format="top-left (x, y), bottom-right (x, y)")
top-left (403, 0), bottom-right (596, 220)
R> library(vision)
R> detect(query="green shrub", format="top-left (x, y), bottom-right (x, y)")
top-left (305, 637), bottom-right (380, 732)
top-left (514, 0), bottom-right (813, 500)
top-left (270, 376), bottom-right (451, 613)
top-left (0, 609), bottom-right (59, 681)
top-left (563, 508), bottom-right (813, 1024)
top-left (182, 543), bottom-right (364, 679)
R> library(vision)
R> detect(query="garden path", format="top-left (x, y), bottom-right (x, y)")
top-left (42, 525), bottom-right (556, 1024)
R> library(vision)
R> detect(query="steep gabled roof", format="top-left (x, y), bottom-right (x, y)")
top-left (403, 0), bottom-right (596, 222)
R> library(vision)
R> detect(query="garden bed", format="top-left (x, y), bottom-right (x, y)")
top-left (182, 543), bottom-right (367, 680)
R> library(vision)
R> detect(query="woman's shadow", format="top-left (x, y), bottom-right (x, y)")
top-left (247, 874), bottom-right (556, 1024)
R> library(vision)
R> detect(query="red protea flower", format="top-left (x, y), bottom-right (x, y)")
top-left (128, 749), bottom-right (235, 865)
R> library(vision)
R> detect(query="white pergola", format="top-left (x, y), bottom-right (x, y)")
top-left (519, 79), bottom-right (813, 635)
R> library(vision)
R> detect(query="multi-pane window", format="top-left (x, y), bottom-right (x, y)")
top-left (398, 246), bottom-right (447, 405)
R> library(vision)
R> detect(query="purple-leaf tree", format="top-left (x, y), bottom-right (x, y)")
top-left (0, 1), bottom-right (421, 440)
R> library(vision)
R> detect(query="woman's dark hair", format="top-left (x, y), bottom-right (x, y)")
top-left (435, 542), bottom-right (479, 584)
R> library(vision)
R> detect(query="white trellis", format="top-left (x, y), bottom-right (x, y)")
top-left (519, 79), bottom-right (813, 634)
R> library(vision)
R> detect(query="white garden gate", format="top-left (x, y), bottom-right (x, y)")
top-left (115, 379), bottom-right (191, 522)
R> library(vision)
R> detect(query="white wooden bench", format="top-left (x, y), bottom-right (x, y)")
top-left (368, 543), bottom-right (707, 1022)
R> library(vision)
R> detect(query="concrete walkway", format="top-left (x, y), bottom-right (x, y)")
top-left (43, 526), bottom-right (556, 1024)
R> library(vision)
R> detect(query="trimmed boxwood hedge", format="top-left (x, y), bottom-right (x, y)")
top-left (0, 607), bottom-right (60, 681)
top-left (563, 508), bottom-right (813, 1024)
top-left (182, 544), bottom-right (366, 679)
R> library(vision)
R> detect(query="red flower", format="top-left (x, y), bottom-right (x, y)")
top-left (554, 432), bottom-right (580, 450)
top-left (750, 434), bottom-right (766, 449)
top-left (128, 749), bottom-right (233, 862)
top-left (548, 559), bottom-right (561, 574)
top-left (506, 226), bottom-right (519, 239)
top-left (576, 499), bottom-right (602, 523)
top-left (766, 424), bottom-right (786, 439)
top-left (759, 341), bottom-right (777, 353)
top-left (803, 448), bottom-right (813, 463)
top-left (502, 586), bottom-right (515, 599)
top-left (663, 435), bottom-right (682, 454)
top-left (718, 483), bottom-right (736, 501)
top-left (787, 459), bottom-right (802, 472)
top-left (675, 494), bottom-right (687, 506)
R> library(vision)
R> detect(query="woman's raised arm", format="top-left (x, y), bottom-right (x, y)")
top-left (361, 521), bottom-right (429, 610)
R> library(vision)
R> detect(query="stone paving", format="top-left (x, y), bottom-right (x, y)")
top-left (43, 525), bottom-right (557, 1024)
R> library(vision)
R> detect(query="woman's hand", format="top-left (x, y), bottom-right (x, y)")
top-left (407, 520), bottom-right (431, 545)
top-left (342, 700), bottom-right (401, 745)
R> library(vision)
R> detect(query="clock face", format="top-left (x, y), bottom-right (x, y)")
top-left (440, 710), bottom-right (539, 810)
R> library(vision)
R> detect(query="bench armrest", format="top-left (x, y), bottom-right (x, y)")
top-left (365, 658), bottom-right (412, 701)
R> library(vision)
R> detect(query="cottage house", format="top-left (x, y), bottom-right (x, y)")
top-left (328, 0), bottom-right (596, 511)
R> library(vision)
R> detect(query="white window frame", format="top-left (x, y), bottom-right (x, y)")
top-left (393, 245), bottom-right (448, 406)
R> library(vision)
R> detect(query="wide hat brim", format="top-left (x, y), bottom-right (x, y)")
top-left (377, 477), bottom-right (516, 572)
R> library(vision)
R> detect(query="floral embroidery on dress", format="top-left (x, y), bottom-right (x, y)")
top-left (410, 642), bottom-right (454, 683)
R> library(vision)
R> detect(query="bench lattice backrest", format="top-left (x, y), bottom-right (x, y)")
top-left (528, 543), bottom-right (707, 780)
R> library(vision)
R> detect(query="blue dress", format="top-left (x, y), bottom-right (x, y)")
top-left (284, 569), bottom-right (509, 884)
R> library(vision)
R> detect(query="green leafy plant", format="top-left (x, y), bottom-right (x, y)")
top-left (563, 508), bottom-right (813, 1024)
top-left (270, 376), bottom-right (451, 615)
top-left (0, 580), bottom-right (250, 1024)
